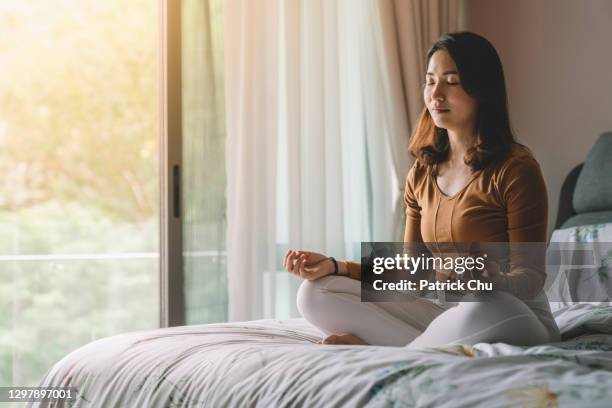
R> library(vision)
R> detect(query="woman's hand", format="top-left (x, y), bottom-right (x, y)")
top-left (316, 333), bottom-right (368, 345)
top-left (480, 259), bottom-right (501, 282)
top-left (283, 249), bottom-right (334, 281)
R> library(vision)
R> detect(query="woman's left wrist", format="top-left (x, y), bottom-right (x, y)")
top-left (338, 261), bottom-right (349, 276)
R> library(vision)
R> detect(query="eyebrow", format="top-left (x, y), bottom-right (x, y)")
top-left (426, 70), bottom-right (458, 76)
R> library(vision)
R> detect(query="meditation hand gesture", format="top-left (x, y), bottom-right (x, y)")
top-left (283, 250), bottom-right (335, 281)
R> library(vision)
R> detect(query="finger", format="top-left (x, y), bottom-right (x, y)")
top-left (284, 250), bottom-right (291, 271)
top-left (290, 255), bottom-right (300, 276)
top-left (286, 251), bottom-right (299, 272)
top-left (299, 252), bottom-right (311, 265)
top-left (285, 249), bottom-right (299, 271)
top-left (295, 255), bottom-right (306, 277)
top-left (300, 254), bottom-right (310, 276)
top-left (297, 252), bottom-right (310, 267)
top-left (283, 249), bottom-right (292, 270)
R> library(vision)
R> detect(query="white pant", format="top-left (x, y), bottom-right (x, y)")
top-left (297, 275), bottom-right (554, 348)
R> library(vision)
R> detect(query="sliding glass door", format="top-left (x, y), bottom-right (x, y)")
top-left (0, 0), bottom-right (229, 388)
top-left (161, 0), bottom-right (227, 326)
top-left (0, 0), bottom-right (160, 387)
top-left (181, 0), bottom-right (228, 324)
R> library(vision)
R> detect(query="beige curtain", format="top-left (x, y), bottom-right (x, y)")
top-left (224, 0), bottom-right (463, 322)
top-left (389, 0), bottom-right (462, 131)
top-left (378, 0), bottom-right (462, 239)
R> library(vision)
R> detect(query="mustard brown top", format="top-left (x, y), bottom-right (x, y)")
top-left (346, 144), bottom-right (549, 300)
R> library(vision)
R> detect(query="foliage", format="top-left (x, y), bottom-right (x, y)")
top-left (0, 0), bottom-right (159, 388)
top-left (0, 0), bottom-right (158, 222)
top-left (0, 0), bottom-right (229, 389)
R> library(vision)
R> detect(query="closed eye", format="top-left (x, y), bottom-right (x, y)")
top-left (424, 82), bottom-right (460, 86)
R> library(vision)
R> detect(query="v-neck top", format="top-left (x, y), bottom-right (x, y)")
top-left (408, 145), bottom-right (547, 245)
top-left (348, 144), bottom-right (549, 299)
top-left (345, 144), bottom-right (560, 341)
top-left (402, 144), bottom-right (549, 298)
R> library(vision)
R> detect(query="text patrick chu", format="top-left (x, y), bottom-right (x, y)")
top-left (370, 253), bottom-right (493, 292)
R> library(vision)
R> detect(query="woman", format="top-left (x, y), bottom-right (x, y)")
top-left (283, 32), bottom-right (560, 348)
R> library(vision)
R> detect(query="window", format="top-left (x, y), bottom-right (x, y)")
top-left (0, 0), bottom-right (159, 387)
top-left (181, 0), bottom-right (228, 324)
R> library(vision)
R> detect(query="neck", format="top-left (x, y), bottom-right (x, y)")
top-left (446, 128), bottom-right (477, 166)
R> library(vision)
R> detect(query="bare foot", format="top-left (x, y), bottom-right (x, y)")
top-left (316, 333), bottom-right (368, 345)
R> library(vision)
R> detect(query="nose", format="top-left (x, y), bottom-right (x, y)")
top-left (431, 83), bottom-right (445, 101)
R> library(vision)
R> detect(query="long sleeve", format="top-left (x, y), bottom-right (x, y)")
top-left (346, 261), bottom-right (362, 280)
top-left (493, 155), bottom-right (548, 299)
top-left (403, 162), bottom-right (423, 244)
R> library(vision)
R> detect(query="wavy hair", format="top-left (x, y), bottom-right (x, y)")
top-left (408, 32), bottom-right (518, 174)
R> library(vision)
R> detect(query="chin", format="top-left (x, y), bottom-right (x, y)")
top-left (433, 120), bottom-right (450, 129)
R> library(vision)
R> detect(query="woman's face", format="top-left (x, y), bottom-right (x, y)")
top-left (424, 50), bottom-right (478, 134)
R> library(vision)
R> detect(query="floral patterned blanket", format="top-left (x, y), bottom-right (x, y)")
top-left (366, 304), bottom-right (612, 408)
top-left (547, 222), bottom-right (612, 307)
top-left (31, 304), bottom-right (612, 408)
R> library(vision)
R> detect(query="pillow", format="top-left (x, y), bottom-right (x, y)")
top-left (573, 132), bottom-right (612, 213)
top-left (546, 222), bottom-right (612, 311)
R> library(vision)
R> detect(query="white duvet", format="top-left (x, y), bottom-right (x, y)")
top-left (30, 304), bottom-right (612, 408)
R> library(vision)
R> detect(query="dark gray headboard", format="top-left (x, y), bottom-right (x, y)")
top-left (554, 131), bottom-right (612, 230)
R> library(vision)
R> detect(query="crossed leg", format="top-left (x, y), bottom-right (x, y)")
top-left (297, 276), bottom-right (551, 348)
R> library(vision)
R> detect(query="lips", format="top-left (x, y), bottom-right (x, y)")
top-left (432, 108), bottom-right (450, 113)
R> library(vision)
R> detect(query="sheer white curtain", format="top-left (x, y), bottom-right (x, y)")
top-left (224, 0), bottom-right (459, 322)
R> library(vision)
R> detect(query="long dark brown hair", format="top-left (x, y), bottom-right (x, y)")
top-left (409, 32), bottom-right (518, 174)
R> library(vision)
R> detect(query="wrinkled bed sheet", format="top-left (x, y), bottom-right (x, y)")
top-left (31, 304), bottom-right (612, 408)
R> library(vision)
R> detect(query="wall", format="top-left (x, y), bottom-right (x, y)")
top-left (464, 0), bottom-right (612, 234)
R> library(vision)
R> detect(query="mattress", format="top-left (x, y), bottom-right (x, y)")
top-left (29, 303), bottom-right (612, 407)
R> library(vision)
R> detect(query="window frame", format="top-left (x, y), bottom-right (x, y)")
top-left (159, 0), bottom-right (185, 327)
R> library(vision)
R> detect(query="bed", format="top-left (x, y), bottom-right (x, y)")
top-left (31, 217), bottom-right (612, 408)
top-left (29, 302), bottom-right (612, 407)
top-left (32, 135), bottom-right (612, 407)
